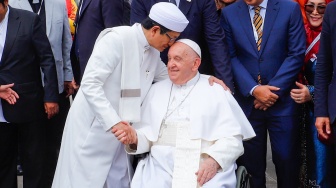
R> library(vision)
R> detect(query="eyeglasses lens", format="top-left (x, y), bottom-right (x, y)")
top-left (304, 4), bottom-right (326, 14)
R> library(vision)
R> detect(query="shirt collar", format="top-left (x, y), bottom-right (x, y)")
top-left (175, 72), bottom-right (200, 87)
top-left (248, 0), bottom-right (268, 11)
top-left (134, 23), bottom-right (150, 51)
top-left (1, 6), bottom-right (10, 26)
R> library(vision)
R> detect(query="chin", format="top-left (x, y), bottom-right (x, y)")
top-left (309, 21), bottom-right (323, 28)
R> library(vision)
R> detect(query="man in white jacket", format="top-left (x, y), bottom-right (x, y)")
top-left (52, 2), bottom-right (189, 188)
top-left (113, 39), bottom-right (256, 188)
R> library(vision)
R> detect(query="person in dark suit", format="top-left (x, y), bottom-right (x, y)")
top-left (8, 0), bottom-right (74, 187)
top-left (221, 0), bottom-right (305, 187)
top-left (0, 0), bottom-right (59, 187)
top-left (71, 0), bottom-right (129, 85)
top-left (131, 0), bottom-right (234, 91)
top-left (315, 1), bottom-right (336, 154)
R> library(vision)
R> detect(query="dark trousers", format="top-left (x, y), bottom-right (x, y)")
top-left (42, 92), bottom-right (70, 188)
top-left (237, 109), bottom-right (300, 188)
top-left (0, 118), bottom-right (47, 188)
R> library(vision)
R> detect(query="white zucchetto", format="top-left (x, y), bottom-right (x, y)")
top-left (149, 2), bottom-right (189, 32)
top-left (177, 39), bottom-right (202, 58)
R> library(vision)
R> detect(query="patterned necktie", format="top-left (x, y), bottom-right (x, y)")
top-left (253, 6), bottom-right (263, 51)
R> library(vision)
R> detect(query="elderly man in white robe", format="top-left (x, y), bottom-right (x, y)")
top-left (52, 3), bottom-right (190, 188)
top-left (113, 39), bottom-right (256, 188)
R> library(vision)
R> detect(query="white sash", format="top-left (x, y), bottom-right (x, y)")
top-left (96, 27), bottom-right (141, 122)
top-left (305, 33), bottom-right (321, 55)
top-left (154, 121), bottom-right (202, 187)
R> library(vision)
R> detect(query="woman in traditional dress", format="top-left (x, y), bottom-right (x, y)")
top-left (290, 0), bottom-right (335, 187)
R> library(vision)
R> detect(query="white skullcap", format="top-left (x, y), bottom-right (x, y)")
top-left (177, 39), bottom-right (202, 58)
top-left (149, 2), bottom-right (189, 32)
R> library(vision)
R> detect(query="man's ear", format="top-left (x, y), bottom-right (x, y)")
top-left (192, 58), bottom-right (201, 71)
top-left (151, 26), bottom-right (160, 37)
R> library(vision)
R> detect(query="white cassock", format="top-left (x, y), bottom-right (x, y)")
top-left (52, 24), bottom-right (168, 188)
top-left (127, 73), bottom-right (256, 188)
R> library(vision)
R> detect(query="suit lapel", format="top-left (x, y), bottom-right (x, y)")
top-left (1, 8), bottom-right (20, 65)
top-left (45, 0), bottom-right (53, 37)
top-left (260, 0), bottom-right (279, 53)
top-left (238, 1), bottom-right (258, 54)
top-left (179, 0), bottom-right (192, 15)
top-left (79, 0), bottom-right (92, 20)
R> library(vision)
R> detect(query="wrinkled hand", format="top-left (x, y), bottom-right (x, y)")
top-left (252, 85), bottom-right (279, 106)
top-left (254, 99), bottom-right (269, 111)
top-left (64, 81), bottom-right (74, 97)
top-left (0, 83), bottom-right (19, 105)
top-left (195, 157), bottom-right (219, 186)
top-left (208, 76), bottom-right (230, 92)
top-left (290, 82), bottom-right (311, 104)
top-left (112, 121), bottom-right (137, 145)
top-left (315, 117), bottom-right (331, 140)
top-left (44, 102), bottom-right (59, 119)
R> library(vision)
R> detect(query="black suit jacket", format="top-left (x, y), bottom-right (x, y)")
top-left (0, 7), bottom-right (58, 123)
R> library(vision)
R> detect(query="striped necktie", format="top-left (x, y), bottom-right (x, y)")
top-left (253, 6), bottom-right (263, 51)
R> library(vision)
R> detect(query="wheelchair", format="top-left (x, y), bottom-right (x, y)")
top-left (236, 166), bottom-right (250, 188)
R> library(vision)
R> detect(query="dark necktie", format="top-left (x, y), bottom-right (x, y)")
top-left (170, 0), bottom-right (176, 5)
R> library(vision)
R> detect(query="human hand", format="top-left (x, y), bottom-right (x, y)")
top-left (64, 81), bottom-right (74, 97)
top-left (72, 79), bottom-right (79, 90)
top-left (252, 85), bottom-right (279, 106)
top-left (195, 157), bottom-right (219, 186)
top-left (112, 121), bottom-right (137, 145)
top-left (0, 83), bottom-right (19, 105)
top-left (208, 76), bottom-right (230, 92)
top-left (44, 102), bottom-right (59, 119)
top-left (315, 117), bottom-right (331, 141)
top-left (290, 82), bottom-right (311, 104)
top-left (254, 99), bottom-right (269, 111)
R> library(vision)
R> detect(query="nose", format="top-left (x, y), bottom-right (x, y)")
top-left (312, 7), bottom-right (319, 14)
top-left (167, 59), bottom-right (175, 68)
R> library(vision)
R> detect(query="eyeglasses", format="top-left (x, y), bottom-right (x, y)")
top-left (165, 33), bottom-right (178, 43)
top-left (304, 4), bottom-right (326, 14)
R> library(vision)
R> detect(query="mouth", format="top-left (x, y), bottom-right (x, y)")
top-left (309, 16), bottom-right (322, 21)
top-left (168, 69), bottom-right (179, 73)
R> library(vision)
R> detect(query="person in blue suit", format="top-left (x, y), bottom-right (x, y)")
top-left (131, 0), bottom-right (234, 91)
top-left (221, 0), bottom-right (306, 187)
top-left (315, 1), bottom-right (336, 160)
top-left (71, 0), bottom-right (129, 85)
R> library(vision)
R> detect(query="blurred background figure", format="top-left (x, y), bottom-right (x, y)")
top-left (290, 0), bottom-right (336, 187)
top-left (215, 0), bottom-right (236, 9)
top-left (215, 0), bottom-right (236, 19)
top-left (66, 0), bottom-right (78, 37)
top-left (71, 0), bottom-right (130, 86)
top-left (314, 2), bottom-right (336, 187)
top-left (295, 0), bottom-right (308, 24)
